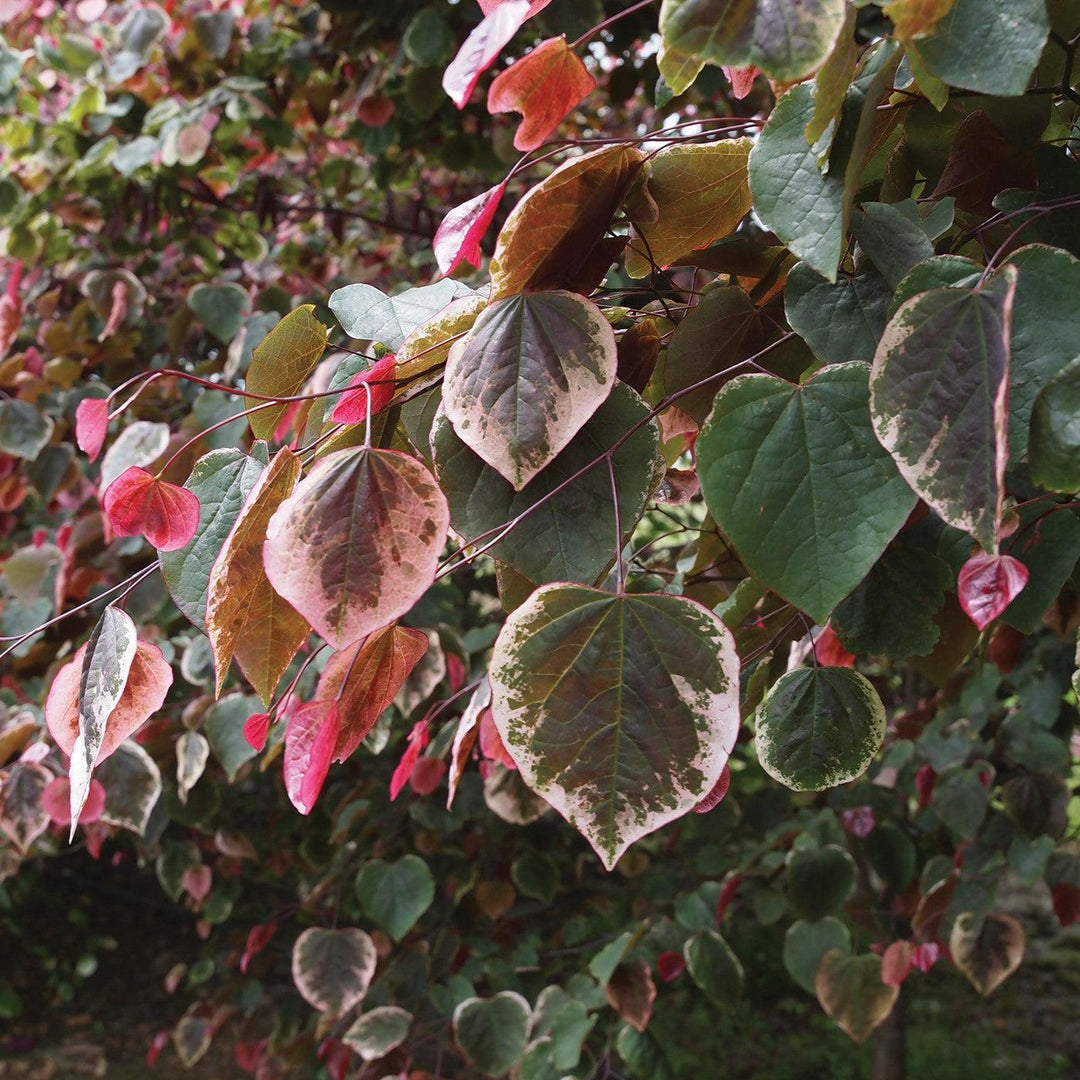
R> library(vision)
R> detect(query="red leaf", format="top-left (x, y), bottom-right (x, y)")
top-left (911, 942), bottom-right (940, 973)
top-left (881, 940), bottom-right (915, 987)
top-left (330, 355), bottom-right (397, 424)
top-left (241, 923), bottom-right (277, 975)
top-left (317, 1039), bottom-right (352, 1080)
top-left (46, 640), bottom-right (173, 764)
top-left (234, 1041), bottom-right (265, 1074)
top-left (446, 651), bottom-right (467, 693)
top-left (42, 776), bottom-right (106, 825)
top-left (914, 763), bottom-right (936, 808)
top-left (1053, 883), bottom-right (1080, 928)
top-left (478, 0), bottom-right (552, 15)
top-left (656, 951), bottom-right (686, 982)
top-left (988, 623), bottom-right (1025, 674)
top-left (487, 36), bottom-right (597, 151)
top-left (390, 720), bottom-right (430, 801)
top-left (443, 0), bottom-right (531, 108)
top-left (693, 763), bottom-right (731, 813)
top-left (723, 65), bottom-right (759, 99)
top-left (433, 181), bottom-right (508, 276)
top-left (815, 623), bottom-right (855, 667)
top-left (840, 805), bottom-right (876, 838)
top-left (715, 874), bottom-right (742, 922)
top-left (243, 712), bottom-right (271, 753)
top-left (283, 700), bottom-right (341, 815)
top-left (958, 552), bottom-right (1029, 630)
top-left (357, 94), bottom-right (394, 127)
top-left (182, 864), bottom-right (212, 903)
top-left (409, 755), bottom-right (447, 795)
top-left (103, 466), bottom-right (200, 552)
top-left (146, 1029), bottom-right (170, 1067)
top-left (76, 398), bottom-right (109, 461)
top-left (478, 706), bottom-right (516, 770)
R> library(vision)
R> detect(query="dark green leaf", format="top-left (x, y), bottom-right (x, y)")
top-left (453, 992), bottom-right (531, 1077)
top-left (783, 917), bottom-right (851, 994)
top-left (683, 928), bottom-right (744, 1006)
top-left (852, 202), bottom-right (934, 290)
top-left (355, 855), bottom-right (435, 942)
top-left (785, 844), bottom-right (856, 920)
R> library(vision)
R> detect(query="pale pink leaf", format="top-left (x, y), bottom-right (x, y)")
top-left (434, 182), bottom-right (508, 276)
top-left (443, 0), bottom-right (531, 109)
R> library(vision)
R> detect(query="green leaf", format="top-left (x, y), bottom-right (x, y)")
top-left (1003, 505), bottom-right (1080, 633)
top-left (489, 586), bottom-right (740, 870)
top-left (203, 693), bottom-right (261, 780)
top-left (783, 917), bottom-right (851, 994)
top-left (246, 305), bottom-right (328, 440)
top-left (864, 822), bottom-right (917, 890)
top-left (511, 851), bottom-right (559, 904)
top-left (784, 261), bottom-right (891, 366)
top-left (785, 844), bottom-right (856, 920)
top-left (624, 140), bottom-right (752, 278)
top-left (871, 269), bottom-right (1016, 553)
top-left (355, 855), bottom-right (435, 942)
top-left (431, 383), bottom-right (658, 585)
top-left (453, 992), bottom-right (531, 1077)
top-left (890, 254), bottom-right (982, 314)
top-left (329, 280), bottom-right (468, 351)
top-left (442, 291), bottom-right (617, 490)
top-left (749, 82), bottom-right (844, 282)
top-left (99, 420), bottom-right (169, 493)
top-left (1030, 357), bottom-right (1080, 492)
top-left (916, 0), bottom-right (1049, 96)
top-left (831, 542), bottom-right (953, 660)
top-left (95, 741), bottom-right (162, 836)
top-left (291, 927), bottom-right (377, 1015)
top-left (187, 282), bottom-right (250, 343)
top-left (343, 1006), bottom-right (413, 1062)
top-left (262, 448), bottom-right (449, 650)
top-left (756, 667), bottom-right (886, 791)
top-left (662, 285), bottom-right (763, 423)
top-left (159, 448), bottom-right (266, 632)
top-left (683, 928), bottom-right (744, 1007)
top-left (71, 606), bottom-right (138, 836)
top-left (0, 401), bottom-right (53, 460)
top-left (933, 769), bottom-right (988, 839)
top-left (659, 0), bottom-right (848, 82)
top-left (698, 363), bottom-right (916, 624)
top-left (192, 10), bottom-right (234, 58)
top-left (851, 202), bottom-right (934, 290)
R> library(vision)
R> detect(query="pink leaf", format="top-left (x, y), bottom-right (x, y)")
top-left (693, 763), bottom-right (731, 813)
top-left (840, 805), bottom-right (876, 838)
top-left (487, 36), bottom-right (597, 151)
top-left (656, 951), bottom-right (686, 982)
top-left (76, 398), bottom-right (109, 461)
top-left (390, 720), bottom-right (430, 801)
top-left (146, 1029), bottom-right (170, 1067)
top-left (815, 623), bottom-right (855, 667)
top-left (478, 0), bottom-right (552, 15)
top-left (243, 712), bottom-right (272, 753)
top-left (881, 940), bottom-right (915, 987)
top-left (408, 755), bottom-right (447, 796)
top-left (41, 776), bottom-right (106, 825)
top-left (283, 700), bottom-right (341, 816)
top-left (330, 354), bottom-right (397, 424)
top-left (46, 640), bottom-right (173, 763)
top-left (103, 466), bottom-right (200, 552)
top-left (241, 923), bottom-right (277, 974)
top-left (478, 706), bottom-right (515, 770)
top-left (722, 65), bottom-right (759, 99)
top-left (958, 552), bottom-right (1029, 630)
top-left (99, 278), bottom-right (128, 340)
top-left (443, 0), bottom-right (531, 109)
top-left (911, 942), bottom-right (940, 973)
top-left (715, 874), bottom-right (742, 922)
top-left (433, 181), bottom-right (508, 276)
top-left (182, 864), bottom-right (212, 903)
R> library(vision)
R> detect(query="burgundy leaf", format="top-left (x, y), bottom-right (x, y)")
top-left (656, 951), bottom-right (686, 982)
top-left (693, 763), bottom-right (731, 813)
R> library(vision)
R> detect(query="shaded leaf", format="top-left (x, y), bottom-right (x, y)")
top-left (284, 699), bottom-right (340, 816)
top-left (188, 282), bottom-right (249, 343)
top-left (606, 959), bottom-right (656, 1033)
top-left (0, 401), bottom-right (52, 461)
top-left (291, 927), bottom-right (377, 1015)
top-left (204, 693), bottom-right (261, 780)
top-left (263, 448), bottom-right (449, 650)
top-left (489, 586), bottom-right (740, 870)
top-left (756, 667), bottom-right (886, 791)
top-left (786, 845), bottom-right (856, 920)
top-left (0, 764), bottom-right (50, 853)
top-left (454, 992), bottom-right (531, 1077)
top-left (958, 553), bottom-right (1029, 630)
top-left (443, 291), bottom-right (616, 490)
top-left (815, 951), bottom-right (898, 1043)
top-left (851, 202), bottom-right (934, 290)
top-left (343, 1007), bottom-right (413, 1062)
top-left (698, 363), bottom-right (916, 624)
top-left (449, 678), bottom-right (491, 809)
top-left (950, 912), bottom-right (1025, 996)
top-left (684, 928), bottom-right (744, 1007)
top-left (95, 741), bottom-right (161, 835)
top-left (355, 855), bottom-right (435, 942)
top-left (99, 420), bottom-right (169, 494)
top-left (1030, 356), bottom-right (1080, 492)
top-left (783, 917), bottom-right (851, 994)
top-left (870, 269), bottom-right (1016, 553)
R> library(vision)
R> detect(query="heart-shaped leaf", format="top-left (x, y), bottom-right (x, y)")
top-left (263, 448), bottom-right (449, 650)
top-left (75, 397), bottom-right (109, 461)
top-left (291, 927), bottom-right (377, 1015)
top-left (489, 586), bottom-right (740, 869)
top-left (316, 625), bottom-right (429, 763)
top-left (160, 447), bottom-right (266, 632)
top-left (815, 951), bottom-right (898, 1043)
top-left (488, 36), bottom-right (596, 152)
top-left (871, 269), bottom-right (1016, 553)
top-left (94, 742), bottom-right (161, 836)
top-left (625, 139), bottom-right (752, 278)
top-left (432, 382), bottom-right (658, 584)
top-left (343, 1007), bottom-right (413, 1062)
top-left (354, 855), bottom-right (435, 942)
top-left (950, 911), bottom-right (1025, 995)
top-left (206, 448), bottom-right (309, 702)
top-left (188, 282), bottom-right (249, 343)
top-left (785, 845), bottom-right (856, 920)
top-left (698, 363), bottom-right (916, 624)
top-left (755, 667), bottom-right (886, 791)
top-left (246, 305), bottom-right (328, 440)
top-left (453, 992), bottom-right (531, 1077)
top-left (783, 918), bottom-right (851, 994)
top-left (103, 466), bottom-right (201, 552)
top-left (958, 553), bottom-right (1029, 630)
top-left (443, 291), bottom-right (617, 490)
